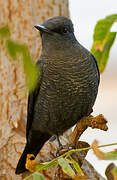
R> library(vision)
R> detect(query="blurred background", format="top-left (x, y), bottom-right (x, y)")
top-left (69, 0), bottom-right (117, 177)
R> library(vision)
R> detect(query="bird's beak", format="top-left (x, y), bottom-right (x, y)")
top-left (34, 24), bottom-right (52, 34)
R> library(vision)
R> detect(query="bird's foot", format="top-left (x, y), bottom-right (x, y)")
top-left (25, 154), bottom-right (37, 172)
top-left (56, 144), bottom-right (75, 157)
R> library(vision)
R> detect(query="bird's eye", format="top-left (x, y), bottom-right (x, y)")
top-left (62, 28), bottom-right (68, 34)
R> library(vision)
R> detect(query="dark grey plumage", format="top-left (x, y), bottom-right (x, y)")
top-left (16, 16), bottom-right (100, 174)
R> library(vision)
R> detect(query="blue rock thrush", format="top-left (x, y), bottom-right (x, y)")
top-left (16, 16), bottom-right (100, 174)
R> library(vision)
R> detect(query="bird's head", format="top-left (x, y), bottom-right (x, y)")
top-left (34, 16), bottom-right (77, 52)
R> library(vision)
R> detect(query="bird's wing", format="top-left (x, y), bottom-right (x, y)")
top-left (91, 54), bottom-right (100, 84)
top-left (26, 60), bottom-right (43, 139)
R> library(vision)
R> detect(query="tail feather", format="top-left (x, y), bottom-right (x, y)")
top-left (15, 144), bottom-right (30, 174)
top-left (15, 131), bottom-right (51, 174)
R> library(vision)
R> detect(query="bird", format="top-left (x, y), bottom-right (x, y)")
top-left (15, 16), bottom-right (100, 174)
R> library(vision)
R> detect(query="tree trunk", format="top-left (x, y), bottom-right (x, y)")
top-left (0, 1), bottom-right (69, 179)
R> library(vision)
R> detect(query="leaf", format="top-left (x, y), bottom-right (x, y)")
top-left (105, 150), bottom-right (117, 160)
top-left (91, 32), bottom-right (116, 73)
top-left (6, 39), bottom-right (39, 91)
top-left (68, 155), bottom-right (86, 179)
top-left (93, 14), bottom-right (117, 41)
top-left (23, 172), bottom-right (46, 180)
top-left (112, 167), bottom-right (117, 180)
top-left (70, 157), bottom-right (83, 174)
top-left (36, 160), bottom-right (57, 171)
top-left (114, 167), bottom-right (117, 175)
top-left (0, 25), bottom-right (10, 38)
top-left (91, 14), bottom-right (117, 73)
top-left (0, 25), bottom-right (39, 91)
top-left (58, 157), bottom-right (75, 177)
top-left (32, 172), bottom-right (46, 180)
top-left (91, 140), bottom-right (117, 160)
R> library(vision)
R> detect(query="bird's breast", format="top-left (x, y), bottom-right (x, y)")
top-left (34, 54), bottom-right (99, 135)
top-left (42, 56), bottom-right (98, 112)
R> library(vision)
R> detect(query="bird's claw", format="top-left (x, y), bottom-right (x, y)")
top-left (25, 154), bottom-right (37, 172)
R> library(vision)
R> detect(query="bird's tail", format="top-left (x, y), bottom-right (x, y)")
top-left (15, 131), bottom-right (51, 174)
top-left (15, 144), bottom-right (31, 174)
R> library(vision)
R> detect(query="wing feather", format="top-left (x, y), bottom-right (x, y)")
top-left (91, 54), bottom-right (100, 84)
top-left (26, 60), bottom-right (43, 139)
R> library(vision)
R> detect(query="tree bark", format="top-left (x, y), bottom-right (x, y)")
top-left (0, 1), bottom-right (69, 179)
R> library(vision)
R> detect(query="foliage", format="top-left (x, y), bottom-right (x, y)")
top-left (58, 157), bottom-right (75, 177)
top-left (24, 172), bottom-right (45, 180)
top-left (24, 142), bottom-right (117, 180)
top-left (113, 167), bottom-right (117, 179)
top-left (0, 26), bottom-right (39, 92)
top-left (0, 25), bottom-right (10, 38)
top-left (92, 140), bottom-right (117, 160)
top-left (91, 14), bottom-right (117, 73)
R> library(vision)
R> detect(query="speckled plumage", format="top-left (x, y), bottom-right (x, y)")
top-left (16, 16), bottom-right (100, 174)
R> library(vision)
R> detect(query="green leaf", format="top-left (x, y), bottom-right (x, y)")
top-left (23, 172), bottom-right (46, 180)
top-left (91, 14), bottom-right (117, 73)
top-left (105, 151), bottom-right (117, 160)
top-left (32, 172), bottom-right (46, 180)
top-left (36, 160), bottom-right (57, 171)
top-left (91, 32), bottom-right (116, 73)
top-left (112, 166), bottom-right (117, 179)
top-left (58, 158), bottom-right (75, 177)
top-left (69, 157), bottom-right (83, 174)
top-left (0, 25), bottom-right (10, 38)
top-left (93, 14), bottom-right (117, 41)
top-left (6, 39), bottom-right (39, 91)
top-left (114, 166), bottom-right (117, 175)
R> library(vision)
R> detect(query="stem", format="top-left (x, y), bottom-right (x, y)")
top-left (98, 143), bottom-right (117, 148)
top-left (34, 142), bottom-right (117, 175)
top-left (39, 142), bottom-right (117, 168)
top-left (63, 142), bottom-right (117, 157)
top-left (24, 174), bottom-right (32, 180)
